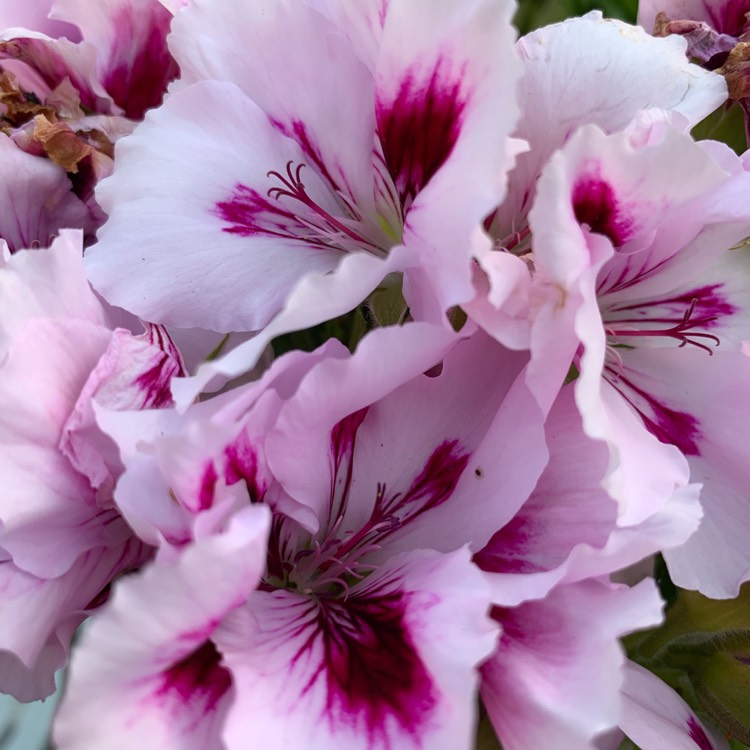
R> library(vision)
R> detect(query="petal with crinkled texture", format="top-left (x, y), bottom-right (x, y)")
top-left (94, 339), bottom-right (344, 546)
top-left (0, 537), bottom-right (145, 702)
top-left (0, 317), bottom-right (124, 577)
top-left (53, 506), bottom-right (270, 750)
top-left (481, 579), bottom-right (663, 750)
top-left (265, 325), bottom-right (546, 557)
top-left (215, 548), bottom-right (495, 750)
top-left (51, 0), bottom-right (177, 117)
top-left (490, 13), bottom-right (726, 236)
top-left (60, 324), bottom-right (185, 494)
top-left (475, 383), bottom-right (701, 606)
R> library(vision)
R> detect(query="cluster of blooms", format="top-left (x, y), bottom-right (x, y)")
top-left (3, 0), bottom-right (750, 748)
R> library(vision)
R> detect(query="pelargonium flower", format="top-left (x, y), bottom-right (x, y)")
top-left (53, 321), bottom-right (698, 748)
top-left (528, 112), bottom-right (750, 596)
top-left (84, 0), bottom-right (522, 336)
top-left (0, 229), bottom-right (185, 699)
top-left (53, 323), bottom-right (548, 749)
top-left (473, 384), bottom-right (699, 749)
top-left (466, 11), bottom-right (727, 349)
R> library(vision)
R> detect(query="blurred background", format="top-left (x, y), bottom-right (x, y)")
top-left (515, 0), bottom-right (638, 33)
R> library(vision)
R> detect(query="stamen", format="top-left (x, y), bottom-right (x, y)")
top-left (607, 298), bottom-right (721, 355)
top-left (266, 161), bottom-right (377, 249)
top-left (495, 225), bottom-right (531, 254)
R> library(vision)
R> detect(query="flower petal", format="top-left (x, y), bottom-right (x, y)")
top-left (215, 548), bottom-right (496, 750)
top-left (53, 505), bottom-right (271, 750)
top-left (86, 80), bottom-right (353, 332)
top-left (482, 579), bottom-right (663, 750)
top-left (620, 661), bottom-right (729, 750)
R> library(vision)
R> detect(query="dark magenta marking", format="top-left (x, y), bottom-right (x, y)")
top-left (197, 462), bottom-right (218, 511)
top-left (225, 431), bottom-right (266, 502)
top-left (102, 3), bottom-right (179, 119)
top-left (292, 589), bottom-right (436, 745)
top-left (133, 348), bottom-right (182, 409)
top-left (707, 1), bottom-right (750, 35)
top-left (473, 518), bottom-right (548, 575)
top-left (376, 60), bottom-right (466, 207)
top-left (327, 408), bottom-right (369, 522)
top-left (607, 284), bottom-right (736, 330)
top-left (607, 370), bottom-right (702, 456)
top-left (573, 177), bottom-right (635, 246)
top-left (687, 716), bottom-right (715, 750)
top-left (392, 440), bottom-right (470, 522)
top-left (215, 184), bottom-right (297, 238)
top-left (157, 640), bottom-right (231, 715)
top-left (215, 182), bottom-right (337, 251)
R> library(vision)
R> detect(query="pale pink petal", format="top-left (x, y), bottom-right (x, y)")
top-left (0, 136), bottom-right (91, 252)
top-left (0, 537), bottom-right (145, 702)
top-left (305, 0), bottom-right (388, 70)
top-left (620, 661), bottom-right (729, 750)
top-left (476, 384), bottom-right (701, 606)
top-left (215, 548), bottom-right (496, 750)
top-left (60, 324), bottom-right (185, 493)
top-left (171, 244), bottom-right (418, 407)
top-left (0, 0), bottom-right (79, 39)
top-left (611, 347), bottom-right (750, 597)
top-left (170, 0), bottom-right (377, 213)
top-left (493, 13), bottom-right (727, 234)
top-left (53, 506), bottom-right (271, 750)
top-left (94, 339), bottom-right (343, 545)
top-left (0, 230), bottom-right (105, 358)
top-left (87, 80), bottom-right (357, 332)
top-left (0, 317), bottom-right (124, 577)
top-left (482, 579), bottom-right (663, 750)
top-left (265, 325), bottom-right (546, 556)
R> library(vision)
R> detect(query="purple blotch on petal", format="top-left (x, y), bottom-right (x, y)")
top-left (225, 431), bottom-right (266, 502)
top-left (607, 284), bottom-right (737, 330)
top-left (102, 3), bottom-right (179, 118)
top-left (474, 518), bottom-right (550, 575)
top-left (156, 640), bottom-right (231, 716)
top-left (292, 589), bottom-right (437, 747)
top-left (377, 60), bottom-right (466, 208)
top-left (608, 371), bottom-right (702, 456)
top-left (215, 183), bottom-right (300, 239)
top-left (687, 716), bottom-right (715, 750)
top-left (573, 176), bottom-right (636, 247)
top-left (393, 440), bottom-right (470, 521)
top-left (707, 0), bottom-right (750, 35)
top-left (196, 462), bottom-right (218, 511)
